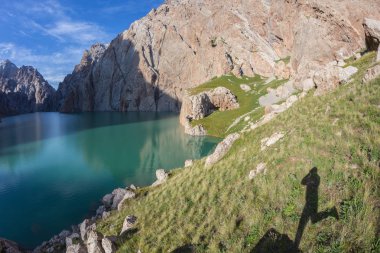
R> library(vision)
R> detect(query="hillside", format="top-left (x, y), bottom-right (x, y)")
top-left (90, 52), bottom-right (380, 252)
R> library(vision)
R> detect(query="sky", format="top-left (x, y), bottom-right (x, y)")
top-left (0, 0), bottom-right (163, 88)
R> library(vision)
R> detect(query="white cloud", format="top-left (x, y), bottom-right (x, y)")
top-left (0, 43), bottom-right (84, 88)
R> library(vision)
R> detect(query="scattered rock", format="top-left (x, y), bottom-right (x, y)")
top-left (102, 194), bottom-right (114, 209)
top-left (0, 238), bottom-right (23, 253)
top-left (363, 64), bottom-right (380, 83)
top-left (96, 206), bottom-right (106, 217)
top-left (261, 132), bottom-right (285, 151)
top-left (205, 133), bottom-right (240, 166)
top-left (185, 160), bottom-right (194, 167)
top-left (66, 243), bottom-right (87, 253)
top-left (65, 233), bottom-right (81, 248)
top-left (86, 230), bottom-right (104, 253)
top-left (120, 215), bottom-right (137, 235)
top-left (152, 169), bottom-right (169, 186)
top-left (79, 219), bottom-right (96, 241)
top-left (244, 116), bottom-right (250, 122)
top-left (240, 84), bottom-right (251, 91)
top-left (117, 190), bottom-right (136, 211)
top-left (111, 188), bottom-right (128, 210)
top-left (101, 237), bottom-right (117, 253)
top-left (339, 66), bottom-right (358, 82)
top-left (259, 81), bottom-right (296, 106)
top-left (248, 163), bottom-right (267, 180)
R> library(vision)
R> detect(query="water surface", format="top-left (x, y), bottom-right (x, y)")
top-left (0, 112), bottom-right (218, 248)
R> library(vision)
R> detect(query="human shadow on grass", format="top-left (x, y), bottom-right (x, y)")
top-left (251, 167), bottom-right (339, 253)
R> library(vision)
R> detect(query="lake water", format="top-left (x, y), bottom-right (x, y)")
top-left (0, 112), bottom-right (219, 249)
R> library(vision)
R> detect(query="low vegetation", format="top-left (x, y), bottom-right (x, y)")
top-left (97, 53), bottom-right (380, 253)
top-left (190, 74), bottom-right (287, 137)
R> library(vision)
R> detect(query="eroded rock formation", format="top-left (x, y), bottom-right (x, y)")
top-left (0, 60), bottom-right (56, 116)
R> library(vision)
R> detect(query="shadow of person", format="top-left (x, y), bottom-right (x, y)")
top-left (250, 228), bottom-right (302, 253)
top-left (294, 167), bottom-right (339, 248)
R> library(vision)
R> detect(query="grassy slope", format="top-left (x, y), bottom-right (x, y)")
top-left (189, 75), bottom-right (287, 137)
top-left (98, 53), bottom-right (380, 253)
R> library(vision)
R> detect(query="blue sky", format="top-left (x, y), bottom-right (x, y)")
top-left (0, 0), bottom-right (163, 88)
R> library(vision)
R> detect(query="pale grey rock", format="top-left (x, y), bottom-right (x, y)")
top-left (261, 132), bottom-right (285, 151)
top-left (152, 169), bottom-right (169, 186)
top-left (300, 78), bottom-right (315, 91)
top-left (184, 121), bottom-right (207, 136)
top-left (66, 243), bottom-right (87, 253)
top-left (86, 230), bottom-right (105, 253)
top-left (79, 219), bottom-right (96, 241)
top-left (363, 64), bottom-right (380, 83)
top-left (66, 233), bottom-right (81, 248)
top-left (259, 81), bottom-right (296, 106)
top-left (101, 237), bottom-right (116, 253)
top-left (96, 205), bottom-right (106, 217)
top-left (240, 84), bottom-right (251, 91)
top-left (111, 188), bottom-right (127, 210)
top-left (248, 163), bottom-right (267, 180)
top-left (102, 211), bottom-right (111, 220)
top-left (339, 66), bottom-right (358, 82)
top-left (117, 190), bottom-right (136, 211)
top-left (120, 215), bottom-right (137, 235)
top-left (185, 159), bottom-right (194, 167)
top-left (205, 133), bottom-right (240, 166)
top-left (102, 194), bottom-right (114, 208)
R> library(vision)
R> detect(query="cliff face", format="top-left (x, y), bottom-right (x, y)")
top-left (57, 0), bottom-right (380, 113)
top-left (0, 60), bottom-right (56, 116)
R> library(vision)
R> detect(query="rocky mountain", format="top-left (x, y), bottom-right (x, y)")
top-left (0, 60), bottom-right (56, 116)
top-left (56, 0), bottom-right (380, 113)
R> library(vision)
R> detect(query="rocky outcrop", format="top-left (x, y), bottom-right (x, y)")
top-left (179, 87), bottom-right (239, 126)
top-left (205, 133), bottom-right (240, 166)
top-left (261, 132), bottom-right (285, 151)
top-left (0, 238), bottom-right (24, 253)
top-left (363, 18), bottom-right (380, 62)
top-left (259, 81), bottom-right (296, 106)
top-left (120, 215), bottom-right (137, 235)
top-left (55, 0), bottom-right (380, 113)
top-left (0, 60), bottom-right (56, 116)
top-left (363, 64), bottom-right (380, 83)
top-left (152, 169), bottom-right (169, 186)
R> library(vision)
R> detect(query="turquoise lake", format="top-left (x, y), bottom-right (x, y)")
top-left (0, 112), bottom-right (219, 249)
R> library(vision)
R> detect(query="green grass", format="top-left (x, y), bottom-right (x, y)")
top-left (189, 74), bottom-right (287, 137)
top-left (275, 56), bottom-right (291, 64)
top-left (97, 52), bottom-right (380, 253)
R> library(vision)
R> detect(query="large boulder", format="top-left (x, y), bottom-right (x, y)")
top-left (179, 87), bottom-right (238, 127)
top-left (111, 188), bottom-right (128, 210)
top-left (120, 215), bottom-right (137, 235)
top-left (363, 18), bottom-right (380, 51)
top-left (101, 237), bottom-right (117, 253)
top-left (261, 132), bottom-right (285, 151)
top-left (205, 133), bottom-right (240, 166)
top-left (86, 231), bottom-right (105, 253)
top-left (152, 169), bottom-right (169, 186)
top-left (117, 190), bottom-right (136, 211)
top-left (0, 238), bottom-right (23, 253)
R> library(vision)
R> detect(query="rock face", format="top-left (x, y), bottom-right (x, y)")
top-left (120, 215), bottom-right (137, 235)
top-left (56, 0), bottom-right (380, 113)
top-left (205, 133), bottom-right (240, 166)
top-left (152, 169), bottom-right (169, 186)
top-left (363, 64), bottom-right (380, 83)
top-left (0, 60), bottom-right (56, 116)
top-left (0, 238), bottom-right (23, 253)
top-left (179, 87), bottom-right (239, 126)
